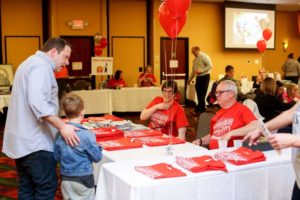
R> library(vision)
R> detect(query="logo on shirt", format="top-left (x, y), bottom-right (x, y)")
top-left (213, 118), bottom-right (234, 137)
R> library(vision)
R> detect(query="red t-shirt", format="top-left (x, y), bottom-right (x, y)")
top-left (139, 73), bottom-right (157, 87)
top-left (54, 66), bottom-right (69, 79)
top-left (209, 102), bottom-right (256, 149)
top-left (107, 78), bottom-right (126, 88)
top-left (146, 96), bottom-right (189, 137)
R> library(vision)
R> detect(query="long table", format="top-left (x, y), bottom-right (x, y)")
top-left (73, 87), bottom-right (161, 114)
top-left (93, 142), bottom-right (208, 183)
top-left (0, 94), bottom-right (10, 113)
top-left (95, 148), bottom-right (295, 200)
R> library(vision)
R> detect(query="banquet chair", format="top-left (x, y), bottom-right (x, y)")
top-left (196, 111), bottom-right (215, 139)
top-left (71, 80), bottom-right (90, 91)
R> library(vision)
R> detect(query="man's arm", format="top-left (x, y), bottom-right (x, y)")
top-left (43, 115), bottom-right (79, 146)
top-left (178, 127), bottom-right (186, 140)
top-left (218, 120), bottom-right (259, 141)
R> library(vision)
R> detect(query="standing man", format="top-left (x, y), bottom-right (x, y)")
top-left (2, 37), bottom-right (80, 200)
top-left (187, 46), bottom-right (213, 114)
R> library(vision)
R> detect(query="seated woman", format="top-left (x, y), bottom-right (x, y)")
top-left (140, 80), bottom-right (188, 140)
top-left (138, 65), bottom-right (157, 87)
top-left (253, 67), bottom-right (267, 90)
top-left (107, 70), bottom-right (126, 89)
top-left (254, 77), bottom-right (295, 122)
top-left (283, 83), bottom-right (300, 103)
top-left (276, 80), bottom-right (285, 102)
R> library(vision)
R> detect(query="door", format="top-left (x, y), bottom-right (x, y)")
top-left (160, 37), bottom-right (189, 104)
top-left (60, 36), bottom-right (94, 89)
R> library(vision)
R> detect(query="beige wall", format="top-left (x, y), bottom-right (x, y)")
top-left (1, 0), bottom-right (42, 72)
top-left (109, 0), bottom-right (147, 87)
top-left (153, 1), bottom-right (300, 81)
top-left (1, 0), bottom-right (300, 83)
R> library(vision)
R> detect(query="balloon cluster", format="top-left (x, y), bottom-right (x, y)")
top-left (94, 33), bottom-right (108, 56)
top-left (158, 0), bottom-right (191, 39)
top-left (256, 28), bottom-right (272, 53)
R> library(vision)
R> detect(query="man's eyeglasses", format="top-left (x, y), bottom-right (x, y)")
top-left (215, 90), bottom-right (231, 97)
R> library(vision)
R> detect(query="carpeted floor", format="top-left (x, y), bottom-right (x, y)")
top-left (0, 105), bottom-right (200, 200)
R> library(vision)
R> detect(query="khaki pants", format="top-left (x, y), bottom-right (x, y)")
top-left (61, 180), bottom-right (94, 200)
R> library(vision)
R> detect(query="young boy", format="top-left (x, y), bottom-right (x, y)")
top-left (54, 93), bottom-right (102, 200)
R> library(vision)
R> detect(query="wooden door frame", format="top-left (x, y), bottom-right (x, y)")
top-left (160, 37), bottom-right (189, 103)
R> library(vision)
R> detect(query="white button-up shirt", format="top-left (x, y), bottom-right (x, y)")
top-left (2, 50), bottom-right (59, 159)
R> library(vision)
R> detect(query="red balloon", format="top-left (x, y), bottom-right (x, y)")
top-left (262, 28), bottom-right (272, 41)
top-left (256, 39), bottom-right (266, 53)
top-left (100, 38), bottom-right (108, 48)
top-left (94, 44), bottom-right (103, 56)
top-left (158, 3), bottom-right (187, 39)
top-left (165, 0), bottom-right (191, 18)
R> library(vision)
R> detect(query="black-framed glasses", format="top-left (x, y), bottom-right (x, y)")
top-left (162, 89), bottom-right (174, 95)
top-left (215, 90), bottom-right (231, 97)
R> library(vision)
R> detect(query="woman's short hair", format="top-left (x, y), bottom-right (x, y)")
top-left (114, 70), bottom-right (123, 80)
top-left (261, 77), bottom-right (276, 95)
top-left (161, 79), bottom-right (178, 94)
top-left (61, 93), bottom-right (84, 119)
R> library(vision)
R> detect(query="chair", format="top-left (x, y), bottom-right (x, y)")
top-left (71, 80), bottom-right (90, 91)
top-left (196, 111), bottom-right (215, 139)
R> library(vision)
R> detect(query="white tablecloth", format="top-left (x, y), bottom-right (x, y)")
top-left (72, 90), bottom-right (111, 115)
top-left (74, 87), bottom-right (161, 114)
top-left (96, 148), bottom-right (295, 200)
top-left (110, 87), bottom-right (161, 112)
top-left (93, 142), bottom-right (207, 183)
top-left (0, 94), bottom-right (10, 113)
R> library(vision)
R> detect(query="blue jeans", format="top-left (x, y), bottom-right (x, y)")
top-left (292, 181), bottom-right (300, 200)
top-left (15, 150), bottom-right (58, 200)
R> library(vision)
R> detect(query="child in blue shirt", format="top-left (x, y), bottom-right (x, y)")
top-left (54, 93), bottom-right (102, 200)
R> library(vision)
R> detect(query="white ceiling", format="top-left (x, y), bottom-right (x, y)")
top-left (194, 0), bottom-right (300, 11)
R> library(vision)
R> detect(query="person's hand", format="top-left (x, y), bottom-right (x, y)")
top-left (243, 128), bottom-right (262, 146)
top-left (195, 69), bottom-right (201, 74)
top-left (192, 138), bottom-right (201, 146)
top-left (268, 134), bottom-right (295, 150)
top-left (156, 102), bottom-right (171, 110)
top-left (60, 124), bottom-right (80, 146)
top-left (256, 76), bottom-right (262, 83)
top-left (212, 132), bottom-right (232, 141)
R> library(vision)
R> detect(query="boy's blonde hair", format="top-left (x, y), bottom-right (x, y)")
top-left (61, 93), bottom-right (84, 119)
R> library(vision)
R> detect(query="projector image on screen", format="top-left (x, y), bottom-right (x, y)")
top-left (225, 6), bottom-right (275, 49)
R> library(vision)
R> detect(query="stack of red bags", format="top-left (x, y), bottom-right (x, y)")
top-left (91, 126), bottom-right (124, 142)
top-left (176, 155), bottom-right (227, 172)
top-left (97, 138), bottom-right (143, 151)
top-left (214, 146), bottom-right (266, 165)
top-left (134, 136), bottom-right (185, 147)
top-left (124, 129), bottom-right (163, 138)
top-left (135, 163), bottom-right (186, 179)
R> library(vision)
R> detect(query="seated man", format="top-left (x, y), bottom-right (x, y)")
top-left (138, 65), bottom-right (157, 87)
top-left (206, 65), bottom-right (241, 106)
top-left (193, 80), bottom-right (259, 149)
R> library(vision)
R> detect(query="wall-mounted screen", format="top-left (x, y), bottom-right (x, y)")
top-left (225, 3), bottom-right (275, 49)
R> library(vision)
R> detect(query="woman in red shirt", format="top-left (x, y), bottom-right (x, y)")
top-left (140, 80), bottom-right (188, 140)
top-left (107, 70), bottom-right (126, 89)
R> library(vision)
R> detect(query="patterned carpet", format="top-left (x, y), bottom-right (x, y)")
top-left (0, 105), bottom-right (200, 200)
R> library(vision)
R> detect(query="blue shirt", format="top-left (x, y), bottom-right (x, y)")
top-left (2, 51), bottom-right (59, 159)
top-left (54, 122), bottom-right (102, 177)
